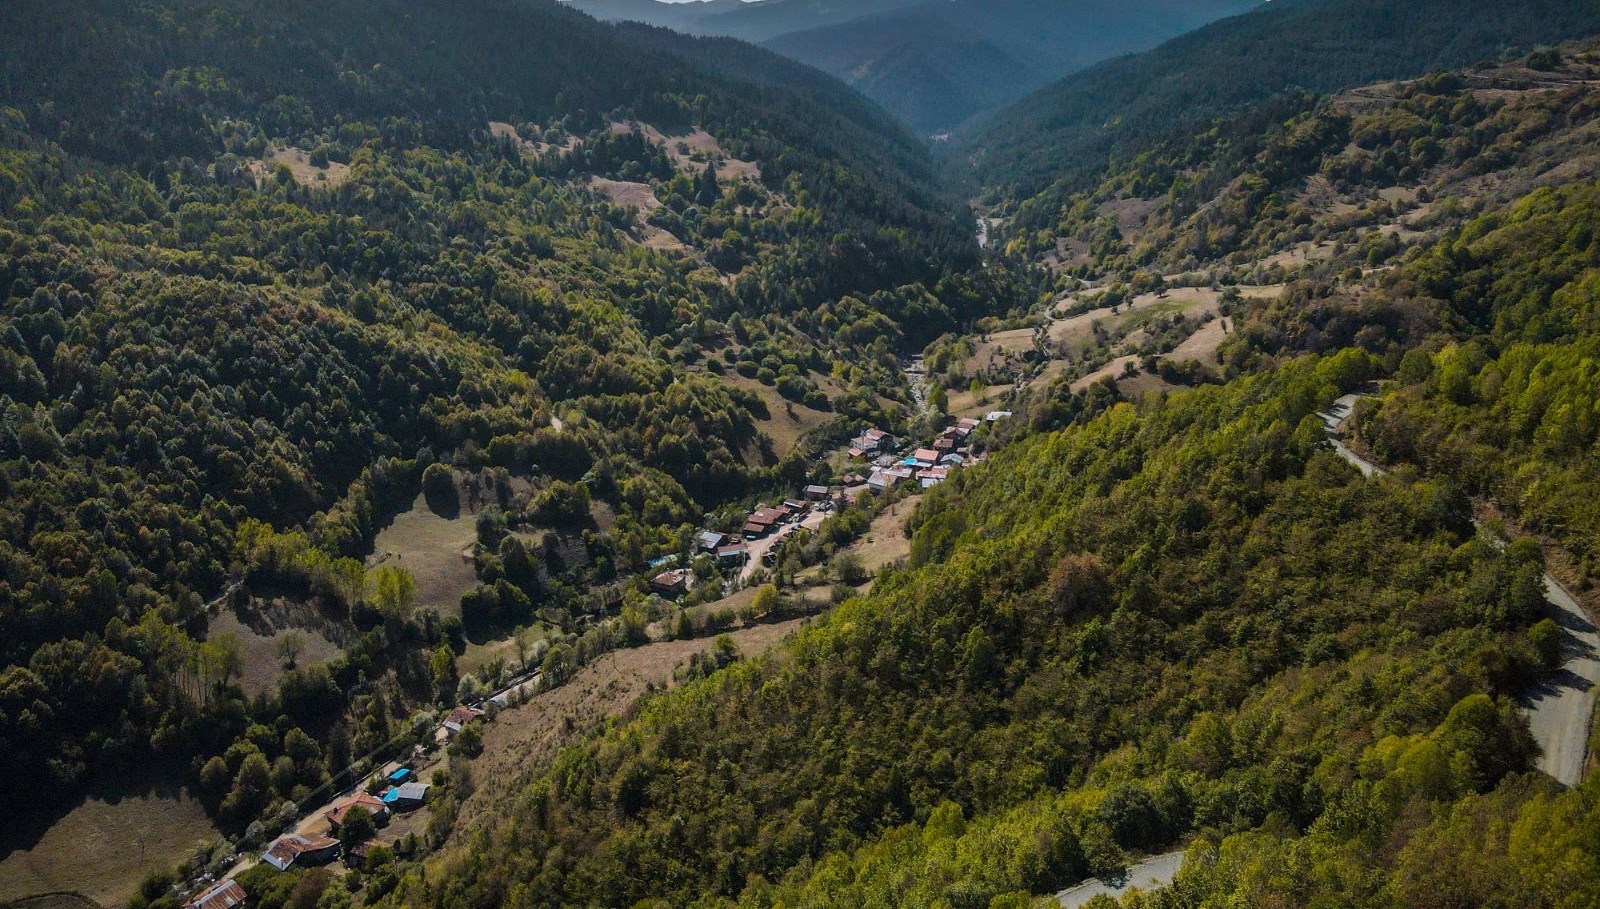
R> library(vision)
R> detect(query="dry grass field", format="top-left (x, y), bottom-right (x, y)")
top-left (588, 177), bottom-right (662, 212)
top-left (368, 491), bottom-right (480, 619)
top-left (722, 372), bottom-right (837, 459)
top-left (610, 120), bottom-right (762, 181)
top-left (0, 893), bottom-right (103, 909)
top-left (0, 770), bottom-right (220, 907)
top-left (852, 496), bottom-right (920, 574)
top-left (206, 607), bottom-right (342, 697)
top-left (248, 146), bottom-right (351, 189)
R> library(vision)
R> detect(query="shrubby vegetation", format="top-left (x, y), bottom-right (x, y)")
top-left (1352, 181), bottom-right (1600, 584)
top-left (384, 353), bottom-right (1566, 908)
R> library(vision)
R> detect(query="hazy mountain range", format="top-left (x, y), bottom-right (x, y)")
top-left (566, 0), bottom-right (1262, 130)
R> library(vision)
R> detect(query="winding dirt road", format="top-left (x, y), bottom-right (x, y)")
top-left (1322, 393), bottom-right (1599, 786)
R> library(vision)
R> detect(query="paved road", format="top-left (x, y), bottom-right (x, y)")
top-left (1320, 394), bottom-right (1599, 786)
top-left (1320, 394), bottom-right (1385, 478)
top-left (1522, 575), bottom-right (1600, 785)
top-left (1055, 851), bottom-right (1185, 908)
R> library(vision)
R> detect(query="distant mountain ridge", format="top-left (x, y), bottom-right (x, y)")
top-left (567, 0), bottom-right (1262, 131)
top-left (959, 0), bottom-right (1600, 207)
top-left (565, 0), bottom-right (923, 42)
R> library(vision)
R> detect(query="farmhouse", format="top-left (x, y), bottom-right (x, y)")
top-left (849, 427), bottom-right (894, 458)
top-left (325, 792), bottom-right (390, 830)
top-left (868, 467), bottom-right (913, 492)
top-left (743, 506), bottom-right (790, 537)
top-left (262, 834), bottom-right (341, 871)
top-left (443, 705), bottom-right (483, 735)
top-left (716, 543), bottom-right (749, 566)
top-left (345, 840), bottom-right (393, 869)
top-left (184, 880), bottom-right (246, 909)
top-left (650, 568), bottom-right (691, 596)
top-left (804, 484), bottom-right (832, 500)
top-left (694, 530), bottom-right (726, 552)
top-left (383, 781), bottom-right (431, 811)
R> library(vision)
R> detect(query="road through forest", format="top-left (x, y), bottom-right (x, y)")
top-left (1322, 393), bottom-right (1599, 787)
top-left (1049, 392), bottom-right (1600, 907)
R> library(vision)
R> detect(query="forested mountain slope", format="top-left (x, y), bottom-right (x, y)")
top-left (959, 0), bottom-right (1600, 208)
top-left (380, 349), bottom-right (1585, 908)
top-left (0, 0), bottom-right (1001, 825)
top-left (570, 0), bottom-right (1258, 133)
top-left (997, 46), bottom-right (1600, 277)
top-left (8, 0), bottom-right (1600, 907)
top-left (362, 42), bottom-right (1600, 909)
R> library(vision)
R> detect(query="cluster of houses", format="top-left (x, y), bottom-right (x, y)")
top-left (249, 767), bottom-right (431, 877)
top-left (643, 416), bottom-right (1005, 599)
top-left (864, 417), bottom-right (985, 491)
top-left (647, 528), bottom-right (756, 596)
top-left (741, 498), bottom-right (819, 538)
top-left (847, 427), bottom-right (895, 459)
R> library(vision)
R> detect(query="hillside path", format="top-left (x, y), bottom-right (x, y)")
top-left (1321, 393), bottom-right (1599, 786)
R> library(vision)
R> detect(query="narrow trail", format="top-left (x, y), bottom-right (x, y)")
top-left (1321, 393), bottom-right (1600, 787)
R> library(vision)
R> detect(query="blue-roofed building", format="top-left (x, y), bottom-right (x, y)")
top-left (383, 781), bottom-right (431, 811)
top-left (387, 767), bottom-right (413, 785)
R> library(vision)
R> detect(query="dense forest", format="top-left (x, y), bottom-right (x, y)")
top-left (373, 351), bottom-right (1574, 908)
top-left (8, 0), bottom-right (1600, 907)
top-left (0, 0), bottom-right (1021, 823)
top-left (352, 21), bottom-right (1600, 909)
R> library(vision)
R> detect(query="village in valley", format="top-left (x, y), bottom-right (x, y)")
top-left (174, 405), bottom-right (1009, 909)
top-left (646, 411), bottom-right (1007, 601)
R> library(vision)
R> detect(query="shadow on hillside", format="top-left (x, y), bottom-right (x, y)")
top-left (0, 760), bottom-right (203, 861)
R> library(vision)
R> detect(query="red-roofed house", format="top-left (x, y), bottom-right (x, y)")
top-left (443, 705), bottom-right (483, 735)
top-left (650, 568), bottom-right (691, 596)
top-left (263, 834), bottom-right (342, 871)
top-left (185, 880), bottom-right (246, 909)
top-left (325, 792), bottom-right (390, 830)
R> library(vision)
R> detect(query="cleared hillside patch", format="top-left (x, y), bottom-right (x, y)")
top-left (205, 607), bottom-right (342, 697)
top-left (368, 491), bottom-right (481, 619)
top-left (721, 371), bottom-right (837, 459)
top-left (248, 146), bottom-right (351, 189)
top-left (0, 771), bottom-right (220, 907)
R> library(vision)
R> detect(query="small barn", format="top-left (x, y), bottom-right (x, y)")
top-left (184, 880), bottom-right (246, 909)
